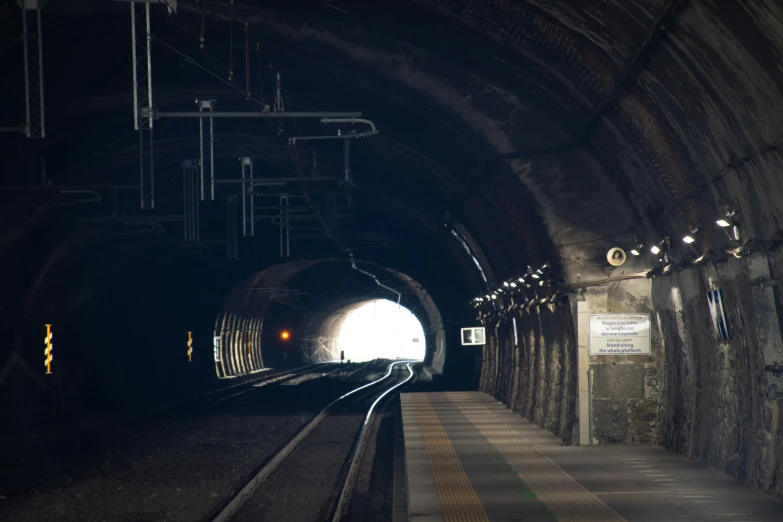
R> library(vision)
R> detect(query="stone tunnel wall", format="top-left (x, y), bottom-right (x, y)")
top-left (480, 267), bottom-right (783, 497)
top-left (479, 303), bottom-right (578, 444)
top-left (653, 255), bottom-right (783, 497)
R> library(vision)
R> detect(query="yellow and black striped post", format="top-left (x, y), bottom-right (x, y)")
top-left (187, 331), bottom-right (193, 362)
top-left (44, 324), bottom-right (53, 374)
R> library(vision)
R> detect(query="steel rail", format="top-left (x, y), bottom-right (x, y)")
top-left (211, 361), bottom-right (413, 522)
top-left (327, 362), bottom-right (416, 522)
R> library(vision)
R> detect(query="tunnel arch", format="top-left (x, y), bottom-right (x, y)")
top-left (215, 258), bottom-right (447, 378)
top-left (1, 0), bottom-right (783, 500)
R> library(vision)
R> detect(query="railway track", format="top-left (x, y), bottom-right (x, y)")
top-left (0, 361), bottom-right (343, 498)
top-left (210, 361), bottom-right (416, 522)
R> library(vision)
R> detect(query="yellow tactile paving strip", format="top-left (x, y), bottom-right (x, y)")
top-left (411, 394), bottom-right (490, 522)
top-left (443, 392), bottom-right (628, 522)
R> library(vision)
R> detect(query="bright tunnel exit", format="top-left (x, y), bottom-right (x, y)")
top-left (336, 299), bottom-right (426, 362)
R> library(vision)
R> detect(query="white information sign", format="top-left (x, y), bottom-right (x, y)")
top-left (461, 327), bottom-right (486, 346)
top-left (589, 314), bottom-right (650, 355)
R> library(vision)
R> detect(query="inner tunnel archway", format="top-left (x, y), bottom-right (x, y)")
top-left (214, 259), bottom-right (447, 378)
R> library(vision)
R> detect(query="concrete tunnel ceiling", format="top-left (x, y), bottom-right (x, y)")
top-left (2, 2), bottom-right (783, 369)
top-left (217, 259), bottom-right (446, 376)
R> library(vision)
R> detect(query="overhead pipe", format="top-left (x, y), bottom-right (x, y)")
top-left (288, 117), bottom-right (378, 144)
top-left (153, 110), bottom-right (362, 119)
top-left (37, 190), bottom-right (102, 211)
top-left (0, 184), bottom-right (139, 191)
top-left (77, 215), bottom-right (183, 223)
top-left (105, 221), bottom-right (165, 239)
top-left (215, 177), bottom-right (335, 184)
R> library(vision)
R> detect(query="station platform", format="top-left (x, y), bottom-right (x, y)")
top-left (400, 391), bottom-right (783, 522)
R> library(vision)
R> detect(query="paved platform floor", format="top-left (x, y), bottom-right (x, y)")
top-left (401, 391), bottom-right (783, 522)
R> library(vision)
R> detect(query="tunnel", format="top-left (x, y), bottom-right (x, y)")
top-left (214, 259), bottom-right (444, 375)
top-left (1, 0), bottom-right (783, 518)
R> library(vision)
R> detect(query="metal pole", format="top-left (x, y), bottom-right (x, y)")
top-left (248, 161), bottom-right (255, 237)
top-left (209, 107), bottom-right (215, 200)
top-left (149, 127), bottom-right (155, 208)
top-left (130, 2), bottom-right (138, 130)
top-left (344, 138), bottom-right (351, 183)
top-left (22, 8), bottom-right (30, 136)
top-left (225, 196), bottom-right (231, 258)
top-left (138, 129), bottom-right (144, 208)
top-left (145, 3), bottom-right (152, 131)
top-left (182, 162), bottom-right (188, 240)
top-left (279, 195), bottom-right (283, 257)
top-left (36, 7), bottom-right (44, 138)
top-left (285, 195), bottom-right (290, 257)
top-left (194, 165), bottom-right (200, 240)
top-left (241, 159), bottom-right (247, 237)
top-left (232, 197), bottom-right (238, 259)
top-left (198, 103), bottom-right (204, 200)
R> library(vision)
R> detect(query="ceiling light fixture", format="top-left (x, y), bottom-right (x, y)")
top-left (650, 245), bottom-right (661, 255)
top-left (682, 235), bottom-right (695, 244)
top-left (510, 282), bottom-right (517, 288)
top-left (503, 281), bottom-right (510, 287)
top-left (630, 249), bottom-right (641, 256)
top-left (531, 273), bottom-right (540, 279)
top-left (518, 277), bottom-right (525, 283)
top-left (490, 294), bottom-right (497, 300)
top-left (716, 219), bottom-right (730, 227)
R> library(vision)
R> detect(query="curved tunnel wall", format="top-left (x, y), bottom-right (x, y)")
top-left (3, 0), bottom-right (783, 501)
top-left (480, 262), bottom-right (783, 498)
top-left (213, 314), bottom-right (264, 379)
